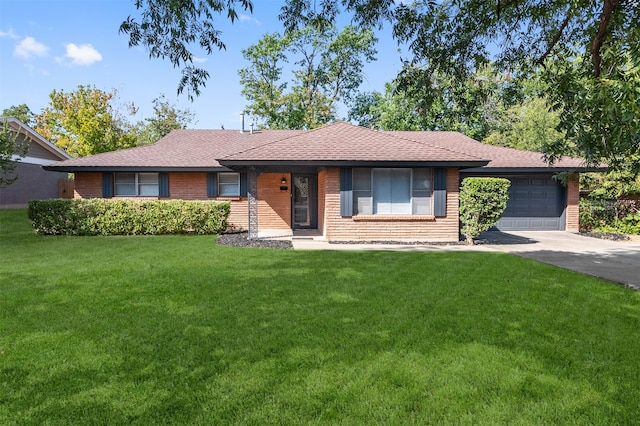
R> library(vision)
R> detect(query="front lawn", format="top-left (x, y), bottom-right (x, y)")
top-left (1, 209), bottom-right (639, 424)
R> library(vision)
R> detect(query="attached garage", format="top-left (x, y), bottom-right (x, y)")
top-left (494, 174), bottom-right (567, 231)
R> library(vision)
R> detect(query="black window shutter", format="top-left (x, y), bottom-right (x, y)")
top-left (434, 168), bottom-right (447, 217)
top-left (102, 173), bottom-right (113, 198)
top-left (340, 168), bottom-right (353, 217)
top-left (207, 173), bottom-right (217, 197)
top-left (239, 173), bottom-right (248, 196)
top-left (159, 173), bottom-right (169, 197)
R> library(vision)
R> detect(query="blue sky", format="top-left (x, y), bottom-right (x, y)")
top-left (0, 0), bottom-right (406, 130)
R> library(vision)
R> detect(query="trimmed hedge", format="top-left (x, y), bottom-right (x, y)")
top-left (28, 199), bottom-right (230, 236)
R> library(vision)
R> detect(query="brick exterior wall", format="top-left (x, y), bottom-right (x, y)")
top-left (74, 172), bottom-right (102, 199)
top-left (566, 173), bottom-right (580, 232)
top-left (257, 173), bottom-right (291, 231)
top-left (322, 167), bottom-right (460, 241)
top-left (318, 169), bottom-right (327, 236)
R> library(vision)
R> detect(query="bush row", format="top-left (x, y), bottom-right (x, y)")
top-left (580, 197), bottom-right (640, 234)
top-left (28, 199), bottom-right (230, 236)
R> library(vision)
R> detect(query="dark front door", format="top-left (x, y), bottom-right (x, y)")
top-left (292, 174), bottom-right (318, 229)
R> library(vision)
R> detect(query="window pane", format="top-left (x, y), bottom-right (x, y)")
top-left (353, 168), bottom-right (372, 215)
top-left (114, 173), bottom-right (136, 196)
top-left (412, 168), bottom-right (432, 214)
top-left (139, 184), bottom-right (159, 196)
top-left (138, 173), bottom-right (158, 184)
top-left (373, 169), bottom-right (392, 214)
top-left (390, 169), bottom-right (411, 214)
top-left (218, 173), bottom-right (239, 196)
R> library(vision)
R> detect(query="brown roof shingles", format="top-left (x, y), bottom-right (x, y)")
top-left (45, 121), bottom-right (596, 172)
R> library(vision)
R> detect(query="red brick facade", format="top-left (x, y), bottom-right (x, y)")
top-left (73, 168), bottom-right (580, 239)
top-left (566, 173), bottom-right (580, 232)
top-left (321, 167), bottom-right (460, 241)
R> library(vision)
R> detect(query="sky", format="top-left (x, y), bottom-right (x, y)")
top-left (0, 0), bottom-right (407, 131)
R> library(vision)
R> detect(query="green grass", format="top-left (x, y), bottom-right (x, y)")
top-left (2, 209), bottom-right (640, 425)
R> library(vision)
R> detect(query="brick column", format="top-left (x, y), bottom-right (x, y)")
top-left (566, 173), bottom-right (580, 232)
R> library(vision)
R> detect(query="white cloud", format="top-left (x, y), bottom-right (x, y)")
top-left (0, 28), bottom-right (19, 39)
top-left (239, 14), bottom-right (260, 25)
top-left (193, 56), bottom-right (207, 63)
top-left (64, 43), bottom-right (102, 66)
top-left (14, 36), bottom-right (49, 58)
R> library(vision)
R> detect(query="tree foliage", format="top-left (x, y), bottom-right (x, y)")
top-left (136, 95), bottom-right (196, 145)
top-left (349, 65), bottom-right (521, 141)
top-left (2, 104), bottom-right (35, 128)
top-left (0, 119), bottom-right (30, 188)
top-left (239, 25), bottom-right (377, 129)
top-left (459, 177), bottom-right (511, 244)
top-left (35, 85), bottom-right (138, 158)
top-left (282, 0), bottom-right (640, 170)
top-left (120, 0), bottom-right (253, 100)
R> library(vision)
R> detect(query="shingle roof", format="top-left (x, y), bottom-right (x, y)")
top-left (388, 131), bottom-right (594, 170)
top-left (44, 121), bottom-right (598, 172)
top-left (219, 121), bottom-right (486, 166)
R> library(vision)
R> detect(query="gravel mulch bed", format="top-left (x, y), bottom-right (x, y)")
top-left (216, 232), bottom-right (293, 249)
top-left (580, 231), bottom-right (631, 241)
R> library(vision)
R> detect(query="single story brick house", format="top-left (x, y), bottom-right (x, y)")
top-left (1, 117), bottom-right (71, 208)
top-left (44, 121), bottom-right (600, 241)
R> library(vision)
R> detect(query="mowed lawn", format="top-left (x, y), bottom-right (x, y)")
top-left (2, 209), bottom-right (640, 425)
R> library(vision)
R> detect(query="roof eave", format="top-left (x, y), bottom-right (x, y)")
top-left (42, 165), bottom-right (233, 173)
top-left (219, 160), bottom-right (490, 168)
top-left (461, 166), bottom-right (608, 174)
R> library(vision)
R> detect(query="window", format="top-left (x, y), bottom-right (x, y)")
top-left (218, 173), bottom-right (240, 196)
top-left (352, 168), bottom-right (433, 215)
top-left (114, 172), bottom-right (159, 196)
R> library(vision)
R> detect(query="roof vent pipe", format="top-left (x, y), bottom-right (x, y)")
top-left (240, 111), bottom-right (245, 133)
top-left (250, 122), bottom-right (254, 134)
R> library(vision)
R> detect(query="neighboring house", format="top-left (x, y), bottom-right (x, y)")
top-left (43, 121), bottom-right (601, 240)
top-left (0, 117), bottom-right (72, 208)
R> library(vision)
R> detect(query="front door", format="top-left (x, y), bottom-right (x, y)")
top-left (292, 174), bottom-right (318, 229)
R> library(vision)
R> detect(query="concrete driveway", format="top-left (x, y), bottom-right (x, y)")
top-left (479, 231), bottom-right (640, 290)
top-left (292, 230), bottom-right (640, 290)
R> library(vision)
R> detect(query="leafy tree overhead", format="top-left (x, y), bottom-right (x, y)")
top-left (120, 0), bottom-right (254, 100)
top-left (281, 0), bottom-right (640, 170)
top-left (239, 25), bottom-right (377, 129)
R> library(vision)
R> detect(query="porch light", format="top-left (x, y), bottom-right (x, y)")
top-left (281, 177), bottom-right (287, 184)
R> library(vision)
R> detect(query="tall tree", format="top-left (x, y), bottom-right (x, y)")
top-left (280, 0), bottom-right (640, 170)
top-left (349, 65), bottom-right (521, 141)
top-left (36, 85), bottom-right (138, 157)
top-left (2, 104), bottom-right (35, 128)
top-left (119, 0), bottom-right (253, 100)
top-left (0, 119), bottom-right (30, 188)
top-left (136, 95), bottom-right (196, 145)
top-left (239, 25), bottom-right (377, 129)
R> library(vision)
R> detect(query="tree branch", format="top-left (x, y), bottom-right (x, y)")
top-left (536, 12), bottom-right (571, 67)
top-left (590, 0), bottom-right (619, 77)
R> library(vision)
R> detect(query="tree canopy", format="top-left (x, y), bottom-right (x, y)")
top-left (120, 0), bottom-right (253, 100)
top-left (239, 25), bottom-right (376, 129)
top-left (0, 120), bottom-right (30, 188)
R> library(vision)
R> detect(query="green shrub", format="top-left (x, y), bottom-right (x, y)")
top-left (579, 196), bottom-right (640, 234)
top-left (28, 199), bottom-right (230, 236)
top-left (460, 177), bottom-right (511, 244)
